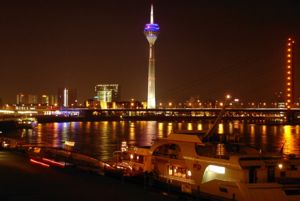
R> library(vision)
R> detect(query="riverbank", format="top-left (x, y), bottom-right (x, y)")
top-left (0, 150), bottom-right (178, 201)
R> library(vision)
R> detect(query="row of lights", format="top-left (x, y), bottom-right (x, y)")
top-left (286, 38), bottom-right (295, 109)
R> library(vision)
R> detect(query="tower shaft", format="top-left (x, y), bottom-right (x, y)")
top-left (147, 44), bottom-right (156, 109)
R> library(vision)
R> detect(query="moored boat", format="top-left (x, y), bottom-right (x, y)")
top-left (111, 131), bottom-right (300, 201)
top-left (16, 117), bottom-right (37, 129)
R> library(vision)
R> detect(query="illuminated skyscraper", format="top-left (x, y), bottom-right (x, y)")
top-left (94, 84), bottom-right (120, 109)
top-left (58, 88), bottom-right (77, 107)
top-left (144, 4), bottom-right (159, 109)
top-left (94, 84), bottom-right (120, 102)
top-left (285, 38), bottom-right (295, 109)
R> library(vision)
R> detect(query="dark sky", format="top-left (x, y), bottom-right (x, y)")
top-left (0, 0), bottom-right (299, 104)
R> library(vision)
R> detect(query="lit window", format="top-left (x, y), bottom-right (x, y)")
top-left (207, 165), bottom-right (225, 174)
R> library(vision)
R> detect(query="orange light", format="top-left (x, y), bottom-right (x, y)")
top-left (287, 94), bottom-right (291, 97)
top-left (288, 43), bottom-right (291, 46)
top-left (287, 65), bottom-right (291, 69)
top-left (30, 158), bottom-right (50, 168)
top-left (288, 48), bottom-right (291, 52)
top-left (287, 71), bottom-right (291, 74)
top-left (287, 60), bottom-right (291, 63)
top-left (287, 83), bottom-right (291, 86)
top-left (287, 54), bottom-right (291, 57)
top-left (287, 88), bottom-right (291, 91)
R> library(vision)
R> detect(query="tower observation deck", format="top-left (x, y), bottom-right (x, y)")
top-left (144, 4), bottom-right (160, 109)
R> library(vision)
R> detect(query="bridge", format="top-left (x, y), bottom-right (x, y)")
top-left (38, 107), bottom-right (300, 124)
top-left (1, 107), bottom-right (300, 124)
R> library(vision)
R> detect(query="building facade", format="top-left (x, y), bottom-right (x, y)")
top-left (16, 93), bottom-right (57, 106)
top-left (94, 84), bottom-right (120, 102)
top-left (58, 88), bottom-right (77, 107)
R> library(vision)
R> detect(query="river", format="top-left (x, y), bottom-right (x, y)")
top-left (7, 120), bottom-right (300, 161)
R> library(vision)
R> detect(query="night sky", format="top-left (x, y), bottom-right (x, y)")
top-left (0, 0), bottom-right (299, 104)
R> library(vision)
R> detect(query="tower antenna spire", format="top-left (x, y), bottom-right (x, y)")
top-left (150, 4), bottom-right (154, 24)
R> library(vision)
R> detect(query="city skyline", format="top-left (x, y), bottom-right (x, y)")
top-left (0, 0), bottom-right (299, 104)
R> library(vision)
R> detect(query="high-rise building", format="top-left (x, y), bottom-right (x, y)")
top-left (16, 93), bottom-right (57, 106)
top-left (285, 37), bottom-right (295, 109)
top-left (49, 95), bottom-right (58, 106)
top-left (58, 88), bottom-right (77, 107)
top-left (17, 93), bottom-right (26, 105)
top-left (40, 95), bottom-right (49, 105)
top-left (28, 94), bottom-right (38, 104)
top-left (144, 4), bottom-right (159, 109)
top-left (94, 84), bottom-right (120, 102)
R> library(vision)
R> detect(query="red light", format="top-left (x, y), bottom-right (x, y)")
top-left (30, 158), bottom-right (50, 168)
top-left (42, 158), bottom-right (65, 168)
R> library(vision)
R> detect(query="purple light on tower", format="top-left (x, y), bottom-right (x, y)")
top-left (144, 4), bottom-right (160, 109)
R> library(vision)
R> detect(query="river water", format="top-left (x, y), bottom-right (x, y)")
top-left (9, 121), bottom-right (300, 161)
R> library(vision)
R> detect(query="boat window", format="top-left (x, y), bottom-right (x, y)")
top-left (120, 152), bottom-right (144, 164)
top-left (153, 144), bottom-right (180, 159)
top-left (168, 165), bottom-right (188, 179)
top-left (195, 144), bottom-right (214, 156)
top-left (202, 165), bottom-right (227, 183)
top-left (249, 167), bottom-right (257, 183)
top-left (195, 143), bottom-right (247, 159)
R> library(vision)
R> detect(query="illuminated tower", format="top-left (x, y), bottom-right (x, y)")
top-left (285, 38), bottom-right (295, 109)
top-left (144, 4), bottom-right (160, 109)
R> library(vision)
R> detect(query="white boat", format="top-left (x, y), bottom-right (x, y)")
top-left (16, 117), bottom-right (37, 129)
top-left (112, 131), bottom-right (300, 201)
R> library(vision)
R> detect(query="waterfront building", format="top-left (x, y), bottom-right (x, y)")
top-left (40, 95), bottom-right (49, 105)
top-left (16, 93), bottom-right (37, 105)
top-left (39, 95), bottom-right (57, 106)
top-left (16, 93), bottom-right (58, 106)
top-left (285, 37), bottom-right (295, 109)
top-left (16, 93), bottom-right (26, 105)
top-left (28, 94), bottom-right (38, 104)
top-left (58, 88), bottom-right (77, 107)
top-left (94, 84), bottom-right (120, 109)
top-left (145, 4), bottom-right (159, 109)
top-left (48, 95), bottom-right (58, 106)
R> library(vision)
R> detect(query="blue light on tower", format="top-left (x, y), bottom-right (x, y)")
top-left (145, 4), bottom-right (159, 109)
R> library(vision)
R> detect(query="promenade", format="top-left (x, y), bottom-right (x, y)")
top-left (0, 151), bottom-right (176, 201)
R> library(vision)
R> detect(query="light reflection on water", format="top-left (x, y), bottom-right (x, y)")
top-left (17, 121), bottom-right (300, 161)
